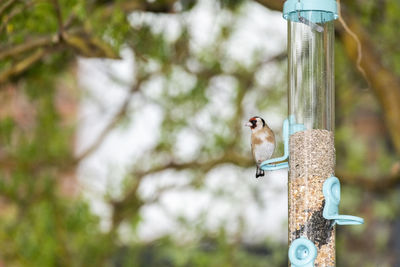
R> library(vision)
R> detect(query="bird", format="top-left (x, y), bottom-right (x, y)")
top-left (245, 116), bottom-right (275, 178)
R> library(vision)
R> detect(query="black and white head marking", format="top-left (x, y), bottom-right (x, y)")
top-left (249, 116), bottom-right (265, 129)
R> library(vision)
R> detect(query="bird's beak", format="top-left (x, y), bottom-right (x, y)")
top-left (245, 122), bottom-right (252, 127)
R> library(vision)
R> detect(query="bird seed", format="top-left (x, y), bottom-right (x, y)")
top-left (289, 129), bottom-right (335, 267)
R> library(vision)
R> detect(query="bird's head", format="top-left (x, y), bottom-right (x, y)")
top-left (245, 116), bottom-right (265, 131)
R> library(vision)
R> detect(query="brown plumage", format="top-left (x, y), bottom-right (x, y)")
top-left (246, 116), bottom-right (276, 178)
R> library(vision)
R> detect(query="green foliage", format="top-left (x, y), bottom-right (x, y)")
top-left (0, 196), bottom-right (111, 266)
top-left (1, 0), bottom-right (400, 266)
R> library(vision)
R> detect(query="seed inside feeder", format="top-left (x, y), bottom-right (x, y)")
top-left (289, 129), bottom-right (335, 267)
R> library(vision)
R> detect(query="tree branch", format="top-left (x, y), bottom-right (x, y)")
top-left (252, 0), bottom-right (283, 12)
top-left (0, 0), bottom-right (17, 17)
top-left (0, 49), bottom-right (46, 83)
top-left (74, 75), bottom-right (147, 163)
top-left (0, 31), bottom-right (120, 84)
top-left (336, 11), bottom-right (400, 154)
top-left (63, 31), bottom-right (120, 59)
top-left (0, 35), bottom-right (58, 61)
top-left (101, 0), bottom-right (179, 17)
top-left (51, 0), bottom-right (64, 39)
top-left (110, 150), bottom-right (254, 228)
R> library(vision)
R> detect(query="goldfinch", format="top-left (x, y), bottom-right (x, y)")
top-left (245, 116), bottom-right (275, 178)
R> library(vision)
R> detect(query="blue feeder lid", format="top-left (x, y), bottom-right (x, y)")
top-left (283, 0), bottom-right (338, 23)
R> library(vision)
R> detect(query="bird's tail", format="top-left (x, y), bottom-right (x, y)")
top-left (255, 166), bottom-right (265, 178)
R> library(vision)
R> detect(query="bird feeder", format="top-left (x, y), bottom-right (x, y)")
top-left (261, 0), bottom-right (364, 266)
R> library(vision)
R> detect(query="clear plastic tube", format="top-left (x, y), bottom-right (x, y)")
top-left (288, 11), bottom-right (335, 266)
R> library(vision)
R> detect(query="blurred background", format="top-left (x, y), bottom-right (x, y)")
top-left (1, 0), bottom-right (400, 266)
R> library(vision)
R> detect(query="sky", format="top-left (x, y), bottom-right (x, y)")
top-left (76, 0), bottom-right (288, 244)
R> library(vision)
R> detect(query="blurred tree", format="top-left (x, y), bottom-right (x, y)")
top-left (0, 0), bottom-right (399, 266)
